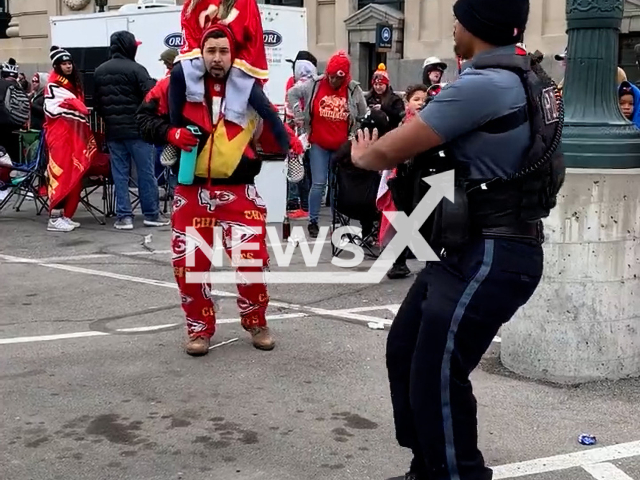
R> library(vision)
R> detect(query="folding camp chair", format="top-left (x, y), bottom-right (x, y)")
top-left (157, 165), bottom-right (175, 214)
top-left (330, 159), bottom-right (381, 259)
top-left (80, 159), bottom-right (115, 225)
top-left (79, 129), bottom-right (116, 225)
top-left (0, 130), bottom-right (49, 216)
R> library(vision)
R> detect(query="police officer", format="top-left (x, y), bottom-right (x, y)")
top-left (351, 0), bottom-right (564, 479)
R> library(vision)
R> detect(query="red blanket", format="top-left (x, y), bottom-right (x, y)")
top-left (43, 72), bottom-right (94, 210)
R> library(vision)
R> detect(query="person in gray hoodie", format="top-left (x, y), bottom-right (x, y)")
top-left (287, 50), bottom-right (367, 238)
top-left (286, 58), bottom-right (318, 218)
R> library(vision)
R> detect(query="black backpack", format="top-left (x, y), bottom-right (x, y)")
top-left (3, 82), bottom-right (30, 127)
top-left (472, 52), bottom-right (565, 220)
top-left (389, 52), bottom-right (565, 250)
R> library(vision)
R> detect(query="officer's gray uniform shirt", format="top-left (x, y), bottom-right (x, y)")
top-left (419, 46), bottom-right (531, 179)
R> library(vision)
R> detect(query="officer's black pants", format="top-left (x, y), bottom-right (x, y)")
top-left (387, 237), bottom-right (543, 480)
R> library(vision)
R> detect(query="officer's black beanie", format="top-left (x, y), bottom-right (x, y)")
top-left (453, 0), bottom-right (530, 47)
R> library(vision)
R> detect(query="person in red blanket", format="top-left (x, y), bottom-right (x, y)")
top-left (175, 0), bottom-right (267, 130)
top-left (138, 24), bottom-right (300, 357)
top-left (43, 47), bottom-right (95, 233)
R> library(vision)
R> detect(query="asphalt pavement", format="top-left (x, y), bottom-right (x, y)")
top-left (1, 197), bottom-right (639, 480)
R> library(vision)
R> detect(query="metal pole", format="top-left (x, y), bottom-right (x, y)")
top-left (561, 0), bottom-right (640, 168)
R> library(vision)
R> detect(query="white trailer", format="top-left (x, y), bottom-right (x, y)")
top-left (49, 1), bottom-right (308, 223)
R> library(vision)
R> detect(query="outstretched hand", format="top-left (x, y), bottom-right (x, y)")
top-left (351, 128), bottom-right (379, 170)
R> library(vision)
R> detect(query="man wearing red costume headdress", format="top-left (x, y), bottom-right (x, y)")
top-left (139, 23), bottom-right (302, 357)
top-left (174, 0), bottom-right (267, 130)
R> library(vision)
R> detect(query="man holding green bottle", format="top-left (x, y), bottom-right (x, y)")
top-left (138, 24), bottom-right (291, 357)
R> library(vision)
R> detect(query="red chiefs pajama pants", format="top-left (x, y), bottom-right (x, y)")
top-left (171, 183), bottom-right (270, 339)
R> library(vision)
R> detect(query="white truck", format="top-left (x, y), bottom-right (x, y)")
top-left (49, 0), bottom-right (308, 223)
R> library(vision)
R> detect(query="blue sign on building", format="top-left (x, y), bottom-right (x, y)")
top-left (376, 23), bottom-right (393, 52)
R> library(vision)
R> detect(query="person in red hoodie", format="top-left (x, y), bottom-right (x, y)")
top-left (287, 50), bottom-right (367, 238)
top-left (138, 24), bottom-right (300, 357)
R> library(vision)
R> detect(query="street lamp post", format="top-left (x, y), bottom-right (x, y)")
top-left (500, 0), bottom-right (640, 385)
top-left (562, 0), bottom-right (640, 168)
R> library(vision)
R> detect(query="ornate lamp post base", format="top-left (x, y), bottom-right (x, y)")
top-left (562, 126), bottom-right (640, 168)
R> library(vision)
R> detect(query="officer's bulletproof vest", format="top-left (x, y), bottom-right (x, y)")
top-left (403, 52), bottom-right (565, 249)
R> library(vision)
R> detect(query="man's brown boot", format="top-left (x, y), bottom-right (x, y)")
top-left (250, 327), bottom-right (275, 351)
top-left (185, 336), bottom-right (210, 356)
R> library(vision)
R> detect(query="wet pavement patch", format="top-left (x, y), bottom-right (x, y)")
top-left (331, 411), bottom-right (379, 430)
top-left (169, 417), bottom-right (191, 429)
top-left (85, 414), bottom-right (144, 445)
top-left (25, 436), bottom-right (50, 448)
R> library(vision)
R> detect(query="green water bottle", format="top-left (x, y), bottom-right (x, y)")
top-left (177, 125), bottom-right (201, 185)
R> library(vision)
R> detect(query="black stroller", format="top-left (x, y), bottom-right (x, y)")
top-left (329, 107), bottom-right (393, 259)
top-left (330, 153), bottom-right (381, 259)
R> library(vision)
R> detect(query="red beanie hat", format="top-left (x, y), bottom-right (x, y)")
top-left (200, 24), bottom-right (237, 60)
top-left (326, 50), bottom-right (351, 78)
top-left (372, 63), bottom-right (389, 85)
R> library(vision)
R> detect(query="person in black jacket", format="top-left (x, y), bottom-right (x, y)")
top-left (93, 30), bottom-right (167, 231)
top-left (0, 58), bottom-right (28, 163)
top-left (364, 64), bottom-right (405, 129)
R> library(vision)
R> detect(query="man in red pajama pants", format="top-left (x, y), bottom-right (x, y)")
top-left (137, 24), bottom-right (291, 357)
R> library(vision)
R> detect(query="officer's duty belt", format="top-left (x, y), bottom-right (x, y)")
top-left (479, 222), bottom-right (544, 243)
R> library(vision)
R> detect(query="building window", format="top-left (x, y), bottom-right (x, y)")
top-left (0, 0), bottom-right (10, 39)
top-left (262, 0), bottom-right (304, 7)
top-left (357, 0), bottom-right (404, 12)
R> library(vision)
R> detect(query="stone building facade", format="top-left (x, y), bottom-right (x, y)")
top-left (2, 0), bottom-right (640, 88)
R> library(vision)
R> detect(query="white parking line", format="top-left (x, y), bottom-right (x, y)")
top-left (0, 253), bottom-right (507, 344)
top-left (0, 331), bottom-right (110, 344)
top-left (33, 239), bottom-right (333, 263)
top-left (34, 254), bottom-right (114, 262)
top-left (0, 253), bottom-right (183, 290)
top-left (0, 313), bottom-right (308, 345)
top-left (491, 440), bottom-right (640, 479)
top-left (0, 254), bottom-right (394, 328)
top-left (582, 462), bottom-right (635, 480)
top-left (329, 305), bottom-right (402, 314)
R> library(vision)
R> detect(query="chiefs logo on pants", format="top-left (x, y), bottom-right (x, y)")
top-left (171, 183), bottom-right (270, 339)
